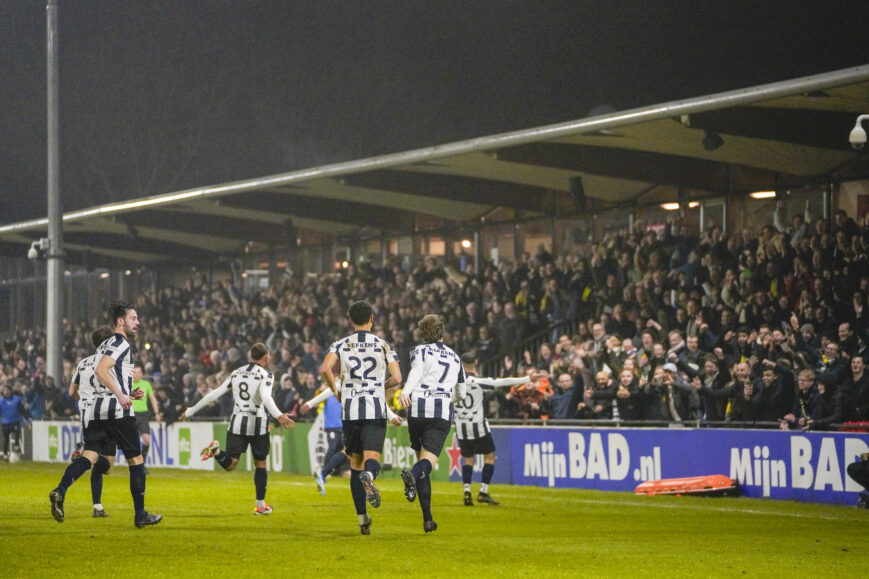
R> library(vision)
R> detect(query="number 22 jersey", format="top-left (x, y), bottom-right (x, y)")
top-left (328, 331), bottom-right (398, 421)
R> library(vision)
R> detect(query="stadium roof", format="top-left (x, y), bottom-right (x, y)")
top-left (2, 65), bottom-right (869, 268)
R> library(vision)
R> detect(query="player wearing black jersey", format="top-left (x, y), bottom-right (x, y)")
top-left (321, 300), bottom-right (402, 535)
top-left (399, 314), bottom-right (465, 533)
top-left (180, 343), bottom-right (294, 514)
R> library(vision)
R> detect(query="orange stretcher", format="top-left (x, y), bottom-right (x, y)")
top-left (635, 474), bottom-right (739, 496)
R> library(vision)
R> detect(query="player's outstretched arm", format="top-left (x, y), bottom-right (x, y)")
top-left (260, 381), bottom-right (294, 429)
top-left (301, 385), bottom-right (335, 414)
top-left (475, 376), bottom-right (531, 389)
top-left (184, 377), bottom-right (231, 420)
top-left (277, 413), bottom-right (295, 429)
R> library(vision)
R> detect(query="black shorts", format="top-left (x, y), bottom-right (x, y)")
top-left (135, 413), bottom-right (151, 437)
top-left (343, 419), bottom-right (387, 456)
top-left (225, 431), bottom-right (270, 461)
top-left (84, 416), bottom-right (140, 460)
top-left (408, 417), bottom-right (451, 456)
top-left (458, 432), bottom-right (496, 457)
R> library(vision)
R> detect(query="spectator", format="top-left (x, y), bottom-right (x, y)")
top-left (729, 377), bottom-right (765, 423)
top-left (549, 372), bottom-right (577, 420)
top-left (587, 370), bottom-right (617, 420)
top-left (1, 384), bottom-right (28, 458)
top-left (759, 360), bottom-right (796, 422)
top-left (615, 368), bottom-right (643, 420)
top-left (780, 369), bottom-right (822, 430)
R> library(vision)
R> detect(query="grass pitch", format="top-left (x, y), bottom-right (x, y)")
top-left (1, 462), bottom-right (866, 577)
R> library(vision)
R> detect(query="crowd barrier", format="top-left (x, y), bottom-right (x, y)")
top-left (22, 420), bottom-right (868, 505)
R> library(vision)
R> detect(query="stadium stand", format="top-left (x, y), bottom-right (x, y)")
top-left (3, 206), bottom-right (869, 432)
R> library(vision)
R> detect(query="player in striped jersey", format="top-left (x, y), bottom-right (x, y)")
top-left (398, 314), bottom-right (465, 533)
top-left (66, 325), bottom-right (117, 517)
top-left (50, 299), bottom-right (162, 528)
top-left (320, 300), bottom-right (402, 535)
top-left (180, 343), bottom-right (295, 515)
top-left (455, 352), bottom-right (531, 506)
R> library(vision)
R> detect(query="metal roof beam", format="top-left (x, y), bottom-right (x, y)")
top-left (342, 170), bottom-right (557, 212)
top-left (124, 210), bottom-right (286, 245)
top-left (219, 191), bottom-right (413, 233)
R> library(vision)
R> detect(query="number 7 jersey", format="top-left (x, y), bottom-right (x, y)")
top-left (405, 341), bottom-right (465, 421)
top-left (328, 330), bottom-right (398, 421)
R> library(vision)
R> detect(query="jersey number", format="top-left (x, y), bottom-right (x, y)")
top-left (437, 360), bottom-right (450, 383)
top-left (238, 381), bottom-right (251, 401)
top-left (349, 356), bottom-right (377, 381)
top-left (455, 391), bottom-right (477, 409)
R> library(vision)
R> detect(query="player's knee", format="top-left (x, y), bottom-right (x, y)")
top-left (225, 459), bottom-right (239, 471)
top-left (82, 450), bottom-right (100, 465)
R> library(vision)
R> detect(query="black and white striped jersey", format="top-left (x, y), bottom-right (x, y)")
top-left (403, 341), bottom-right (465, 421)
top-left (72, 353), bottom-right (109, 407)
top-left (82, 333), bottom-right (135, 423)
top-left (328, 331), bottom-right (398, 421)
top-left (185, 362), bottom-right (282, 436)
top-left (453, 374), bottom-right (529, 440)
top-left (73, 353), bottom-right (110, 427)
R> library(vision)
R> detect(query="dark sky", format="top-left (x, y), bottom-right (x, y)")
top-left (1, 1), bottom-right (867, 225)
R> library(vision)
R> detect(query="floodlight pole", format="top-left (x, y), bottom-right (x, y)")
top-left (46, 0), bottom-right (64, 385)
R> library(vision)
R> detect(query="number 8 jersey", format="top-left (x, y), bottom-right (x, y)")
top-left (328, 330), bottom-right (399, 421)
top-left (186, 362), bottom-right (282, 436)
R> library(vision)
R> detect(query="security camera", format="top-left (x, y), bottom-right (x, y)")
top-left (850, 126), bottom-right (866, 150)
top-left (850, 115), bottom-right (868, 150)
top-left (28, 237), bottom-right (49, 260)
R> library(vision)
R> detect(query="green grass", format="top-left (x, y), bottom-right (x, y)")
top-left (1, 462), bottom-right (866, 577)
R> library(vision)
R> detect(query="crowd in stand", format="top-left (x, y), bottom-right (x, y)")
top-left (3, 201), bottom-right (869, 446)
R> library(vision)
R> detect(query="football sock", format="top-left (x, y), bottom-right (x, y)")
top-left (323, 451), bottom-right (347, 478)
top-left (480, 483), bottom-right (489, 494)
top-left (58, 456), bottom-right (92, 494)
top-left (91, 455), bottom-right (111, 504)
top-left (364, 458), bottom-right (380, 480)
top-left (254, 468), bottom-right (267, 501)
top-left (141, 443), bottom-right (150, 463)
top-left (94, 503), bottom-right (103, 510)
top-left (462, 464), bottom-right (473, 486)
top-left (129, 463), bottom-right (146, 517)
top-left (215, 449), bottom-right (233, 470)
top-left (482, 463), bottom-right (495, 486)
top-left (412, 460), bottom-right (433, 522)
top-left (350, 470), bottom-right (368, 515)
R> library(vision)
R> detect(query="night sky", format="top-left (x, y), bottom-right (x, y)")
top-left (1, 1), bottom-right (867, 225)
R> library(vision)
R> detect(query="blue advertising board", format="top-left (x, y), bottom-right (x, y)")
top-left (451, 427), bottom-right (869, 505)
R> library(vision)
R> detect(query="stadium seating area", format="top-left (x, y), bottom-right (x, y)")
top-left (3, 204), bottom-right (869, 429)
